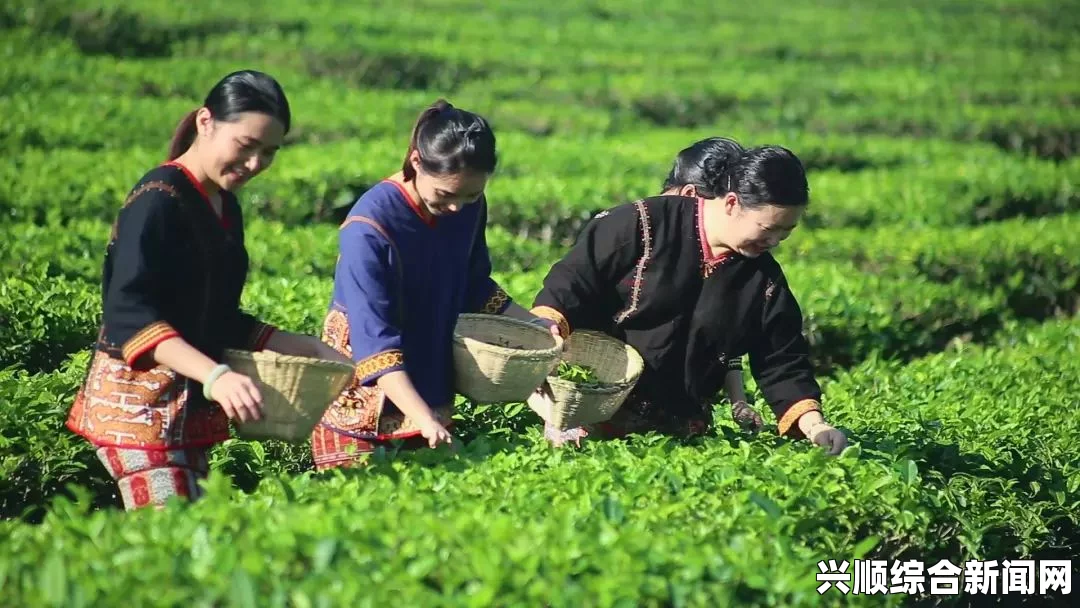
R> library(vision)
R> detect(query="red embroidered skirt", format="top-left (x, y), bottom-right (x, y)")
top-left (66, 350), bottom-right (231, 450)
top-left (311, 309), bottom-right (453, 470)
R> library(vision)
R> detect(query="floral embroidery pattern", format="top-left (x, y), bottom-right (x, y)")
top-left (66, 350), bottom-right (230, 449)
top-left (110, 181), bottom-right (180, 241)
top-left (315, 303), bottom-right (455, 446)
top-left (697, 197), bottom-right (735, 278)
top-left (322, 308), bottom-right (352, 356)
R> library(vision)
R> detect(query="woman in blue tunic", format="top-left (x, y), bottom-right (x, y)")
top-left (311, 100), bottom-right (558, 470)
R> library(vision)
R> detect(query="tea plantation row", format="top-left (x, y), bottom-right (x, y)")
top-left (1, 317), bottom-right (1077, 606)
top-left (4, 212), bottom-right (1077, 374)
top-left (2, 0), bottom-right (1077, 604)
top-left (3, 212), bottom-right (1078, 524)
top-left (4, 0), bottom-right (1078, 158)
top-left (5, 126), bottom-right (1080, 233)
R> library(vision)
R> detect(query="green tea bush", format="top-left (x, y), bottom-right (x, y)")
top-left (781, 213), bottom-right (1080, 319)
top-left (0, 265), bottom-right (100, 373)
top-left (1, 320), bottom-right (1076, 606)
top-left (0, 0), bottom-right (1077, 603)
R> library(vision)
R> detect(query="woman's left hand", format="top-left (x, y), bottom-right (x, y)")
top-left (730, 400), bottom-right (764, 433)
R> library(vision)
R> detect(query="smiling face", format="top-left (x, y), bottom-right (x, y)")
top-left (194, 108), bottom-right (285, 192)
top-left (720, 192), bottom-right (805, 257)
top-left (407, 149), bottom-right (489, 215)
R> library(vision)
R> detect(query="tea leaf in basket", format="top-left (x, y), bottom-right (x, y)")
top-left (556, 362), bottom-right (601, 387)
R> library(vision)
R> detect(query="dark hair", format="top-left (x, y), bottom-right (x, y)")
top-left (402, 99), bottom-right (497, 180)
top-left (662, 137), bottom-right (745, 197)
top-left (167, 70), bottom-right (291, 161)
top-left (662, 137), bottom-right (809, 208)
top-left (728, 146), bottom-right (809, 208)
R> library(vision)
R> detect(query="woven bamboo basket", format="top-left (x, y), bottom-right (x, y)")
top-left (527, 330), bottom-right (644, 430)
top-left (452, 313), bottom-right (563, 403)
top-left (223, 349), bottom-right (355, 442)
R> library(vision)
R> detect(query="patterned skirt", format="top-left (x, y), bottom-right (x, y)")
top-left (66, 349), bottom-right (231, 450)
top-left (96, 446), bottom-right (210, 510)
top-left (64, 347), bottom-right (229, 510)
top-left (311, 308), bottom-right (454, 471)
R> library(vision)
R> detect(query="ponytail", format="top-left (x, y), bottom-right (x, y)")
top-left (402, 99), bottom-right (454, 180)
top-left (167, 109), bottom-right (198, 161)
top-left (400, 98), bottom-right (497, 181)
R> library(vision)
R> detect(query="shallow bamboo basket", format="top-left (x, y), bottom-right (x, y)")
top-left (223, 349), bottom-right (355, 441)
top-left (527, 330), bottom-right (644, 430)
top-left (452, 314), bottom-right (563, 403)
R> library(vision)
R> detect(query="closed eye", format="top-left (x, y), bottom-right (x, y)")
top-left (760, 223), bottom-right (797, 233)
top-left (237, 138), bottom-right (280, 154)
top-left (436, 189), bottom-right (483, 199)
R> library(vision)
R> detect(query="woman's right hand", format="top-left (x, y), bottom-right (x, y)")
top-left (808, 423), bottom-right (847, 455)
top-left (418, 417), bottom-right (454, 448)
top-left (210, 371), bottom-right (264, 422)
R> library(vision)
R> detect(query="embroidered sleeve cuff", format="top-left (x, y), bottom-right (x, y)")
top-left (248, 322), bottom-right (277, 351)
top-left (530, 306), bottom-right (571, 338)
top-left (122, 321), bottom-right (180, 366)
top-left (479, 285), bottom-right (512, 315)
top-left (776, 398), bottom-right (822, 439)
top-left (354, 349), bottom-right (406, 385)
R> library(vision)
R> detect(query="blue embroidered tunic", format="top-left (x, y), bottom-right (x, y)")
top-left (314, 179), bottom-right (511, 441)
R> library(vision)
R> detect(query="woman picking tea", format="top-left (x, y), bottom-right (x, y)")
top-left (531, 138), bottom-right (847, 454)
top-left (311, 100), bottom-right (558, 470)
top-left (67, 70), bottom-right (348, 510)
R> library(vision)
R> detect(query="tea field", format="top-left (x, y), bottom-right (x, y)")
top-left (2, 0), bottom-right (1079, 605)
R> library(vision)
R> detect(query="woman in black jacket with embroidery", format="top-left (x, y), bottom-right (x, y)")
top-left (531, 138), bottom-right (846, 454)
top-left (67, 70), bottom-right (348, 510)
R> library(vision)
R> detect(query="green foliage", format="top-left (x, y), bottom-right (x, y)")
top-left (780, 213), bottom-right (1080, 319)
top-left (556, 362), bottom-right (601, 386)
top-left (0, 265), bottom-right (100, 373)
top-left (1, 0), bottom-right (1077, 603)
top-left (1, 320), bottom-right (1078, 605)
top-left (0, 351), bottom-right (118, 521)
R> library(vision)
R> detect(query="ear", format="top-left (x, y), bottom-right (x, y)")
top-left (678, 184), bottom-right (697, 198)
top-left (723, 192), bottom-right (740, 215)
top-left (194, 107), bottom-right (214, 137)
top-left (408, 149), bottom-right (422, 172)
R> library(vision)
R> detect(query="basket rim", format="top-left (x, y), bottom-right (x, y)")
top-left (543, 330), bottom-right (643, 394)
top-left (452, 313), bottom-right (563, 356)
top-left (223, 348), bottom-right (356, 373)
